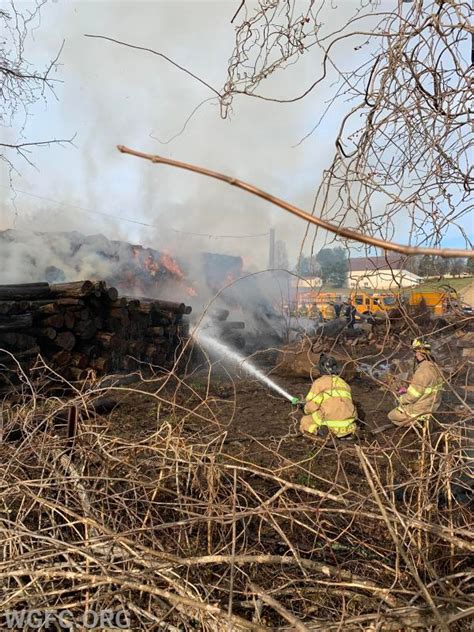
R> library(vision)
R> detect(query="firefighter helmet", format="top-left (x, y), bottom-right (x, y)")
top-left (412, 338), bottom-right (431, 353)
top-left (318, 353), bottom-right (339, 375)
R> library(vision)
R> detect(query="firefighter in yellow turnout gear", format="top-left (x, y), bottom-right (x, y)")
top-left (300, 355), bottom-right (358, 439)
top-left (388, 338), bottom-right (443, 426)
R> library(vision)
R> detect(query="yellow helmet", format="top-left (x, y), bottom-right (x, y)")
top-left (412, 338), bottom-right (431, 353)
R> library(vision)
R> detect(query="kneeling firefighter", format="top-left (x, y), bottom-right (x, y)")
top-left (388, 338), bottom-right (443, 426)
top-left (300, 354), bottom-right (358, 439)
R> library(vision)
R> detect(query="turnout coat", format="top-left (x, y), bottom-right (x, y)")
top-left (300, 375), bottom-right (357, 437)
top-left (393, 359), bottom-right (443, 422)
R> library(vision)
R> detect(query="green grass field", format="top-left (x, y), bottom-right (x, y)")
top-left (302, 277), bottom-right (473, 299)
top-left (411, 276), bottom-right (473, 292)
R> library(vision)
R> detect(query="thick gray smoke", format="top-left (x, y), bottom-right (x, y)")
top-left (0, 230), bottom-right (131, 285)
top-left (2, 0), bottom-right (428, 348)
top-left (0, 227), bottom-right (297, 347)
top-left (0, 228), bottom-right (212, 304)
top-left (1, 1), bottom-right (371, 270)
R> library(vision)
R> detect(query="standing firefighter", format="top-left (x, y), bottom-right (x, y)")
top-left (388, 338), bottom-right (443, 426)
top-left (344, 300), bottom-right (357, 329)
top-left (300, 354), bottom-right (358, 440)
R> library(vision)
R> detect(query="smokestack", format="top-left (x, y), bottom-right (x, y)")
top-left (268, 228), bottom-right (275, 268)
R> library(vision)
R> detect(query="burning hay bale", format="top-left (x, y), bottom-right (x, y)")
top-left (0, 281), bottom-right (191, 387)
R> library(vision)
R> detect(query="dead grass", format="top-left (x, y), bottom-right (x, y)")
top-left (0, 355), bottom-right (472, 631)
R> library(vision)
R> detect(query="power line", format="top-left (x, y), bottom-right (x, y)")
top-left (2, 185), bottom-right (270, 240)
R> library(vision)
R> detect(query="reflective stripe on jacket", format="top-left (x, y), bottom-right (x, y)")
top-left (304, 375), bottom-right (357, 436)
top-left (397, 359), bottom-right (443, 419)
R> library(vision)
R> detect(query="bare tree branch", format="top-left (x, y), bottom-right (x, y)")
top-left (84, 34), bottom-right (222, 98)
top-left (117, 144), bottom-right (473, 259)
top-left (0, 3), bottom-right (70, 172)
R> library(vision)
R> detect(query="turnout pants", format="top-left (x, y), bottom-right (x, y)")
top-left (300, 414), bottom-right (356, 438)
top-left (388, 408), bottom-right (431, 426)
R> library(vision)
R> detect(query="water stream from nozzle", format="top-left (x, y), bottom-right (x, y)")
top-left (195, 330), bottom-right (295, 403)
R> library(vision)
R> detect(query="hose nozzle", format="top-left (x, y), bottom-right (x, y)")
top-left (290, 395), bottom-right (305, 410)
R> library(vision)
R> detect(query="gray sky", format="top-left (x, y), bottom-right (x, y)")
top-left (0, 1), bottom-right (469, 270)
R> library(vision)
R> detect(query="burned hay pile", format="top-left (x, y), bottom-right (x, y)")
top-left (0, 281), bottom-right (191, 386)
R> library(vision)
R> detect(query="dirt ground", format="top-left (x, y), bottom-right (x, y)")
top-left (102, 361), bottom-right (427, 495)
top-left (98, 341), bottom-right (470, 508)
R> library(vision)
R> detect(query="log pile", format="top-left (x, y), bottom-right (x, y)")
top-left (0, 281), bottom-right (191, 384)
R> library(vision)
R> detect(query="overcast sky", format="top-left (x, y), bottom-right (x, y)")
top-left (0, 0), bottom-right (469, 270)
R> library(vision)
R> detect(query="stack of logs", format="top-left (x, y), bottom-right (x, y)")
top-left (0, 281), bottom-right (191, 384)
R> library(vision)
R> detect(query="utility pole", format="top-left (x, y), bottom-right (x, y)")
top-left (268, 228), bottom-right (275, 268)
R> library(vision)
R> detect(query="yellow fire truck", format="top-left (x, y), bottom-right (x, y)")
top-left (289, 292), bottom-right (342, 321)
top-left (405, 287), bottom-right (460, 316)
top-left (350, 291), bottom-right (399, 316)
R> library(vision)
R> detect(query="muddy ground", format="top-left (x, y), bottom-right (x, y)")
top-left (103, 360), bottom-right (456, 494)
top-left (109, 369), bottom-right (387, 453)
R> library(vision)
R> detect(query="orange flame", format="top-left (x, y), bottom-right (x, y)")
top-left (159, 250), bottom-right (185, 279)
top-left (143, 254), bottom-right (160, 277)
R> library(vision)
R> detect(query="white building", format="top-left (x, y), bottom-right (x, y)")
top-left (348, 255), bottom-right (420, 290)
top-left (292, 276), bottom-right (323, 289)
